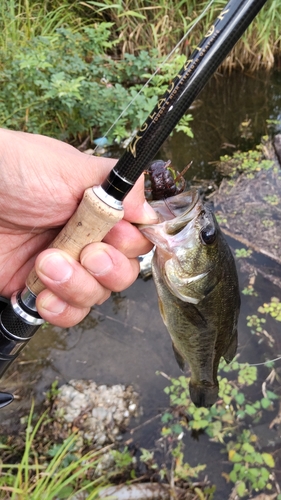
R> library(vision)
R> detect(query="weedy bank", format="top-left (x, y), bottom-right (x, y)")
top-left (0, 0), bottom-right (281, 144)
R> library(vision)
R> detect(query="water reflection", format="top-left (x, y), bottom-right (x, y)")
top-left (160, 70), bottom-right (281, 183)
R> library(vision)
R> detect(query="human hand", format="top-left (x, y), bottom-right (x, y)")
top-left (0, 129), bottom-right (157, 327)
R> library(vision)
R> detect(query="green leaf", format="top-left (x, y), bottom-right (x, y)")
top-left (179, 376), bottom-right (188, 388)
top-left (245, 404), bottom-right (257, 416)
top-left (229, 470), bottom-right (237, 483)
top-left (210, 420), bottom-right (222, 435)
top-left (236, 411), bottom-right (245, 419)
top-left (242, 443), bottom-right (255, 454)
top-left (171, 424), bottom-right (183, 435)
top-left (56, 486), bottom-right (74, 499)
top-left (261, 397), bottom-right (272, 409)
top-left (236, 481), bottom-right (246, 497)
top-left (118, 10), bottom-right (146, 19)
top-left (191, 420), bottom-right (209, 430)
top-left (229, 451), bottom-right (243, 463)
top-left (257, 478), bottom-right (267, 489)
top-left (230, 361), bottom-right (240, 370)
top-left (248, 467), bottom-right (260, 477)
top-left (235, 393), bottom-right (245, 405)
top-left (161, 412), bottom-right (173, 423)
top-left (260, 466), bottom-right (270, 479)
top-left (244, 454), bottom-right (255, 464)
top-left (254, 453), bottom-right (265, 465)
top-left (262, 452), bottom-right (275, 467)
top-left (266, 390), bottom-right (279, 400)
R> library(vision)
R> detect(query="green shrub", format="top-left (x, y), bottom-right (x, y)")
top-left (0, 26), bottom-right (162, 141)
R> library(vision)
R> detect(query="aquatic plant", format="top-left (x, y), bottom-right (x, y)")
top-left (241, 285), bottom-right (257, 296)
top-left (235, 248), bottom-right (253, 259)
top-left (220, 148), bottom-right (274, 177)
top-left (246, 314), bottom-right (267, 334)
top-left (226, 429), bottom-right (275, 497)
top-left (259, 297), bottom-right (281, 321)
top-left (161, 359), bottom-right (278, 497)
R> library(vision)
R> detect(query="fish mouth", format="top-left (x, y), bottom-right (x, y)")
top-left (138, 189), bottom-right (201, 252)
top-left (150, 189), bottom-right (200, 225)
top-left (164, 191), bottom-right (201, 239)
top-left (189, 380), bottom-right (219, 408)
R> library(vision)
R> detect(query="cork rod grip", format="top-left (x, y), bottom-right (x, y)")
top-left (26, 187), bottom-right (124, 296)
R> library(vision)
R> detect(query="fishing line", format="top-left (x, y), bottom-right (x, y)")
top-left (98, 0), bottom-right (215, 143)
top-left (248, 355), bottom-right (281, 367)
top-left (229, 353), bottom-right (281, 368)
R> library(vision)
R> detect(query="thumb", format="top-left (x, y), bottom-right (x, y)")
top-left (122, 175), bottom-right (158, 224)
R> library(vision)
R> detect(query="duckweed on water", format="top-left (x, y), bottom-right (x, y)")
top-left (219, 148), bottom-right (275, 177)
top-left (161, 360), bottom-right (278, 498)
top-left (241, 285), bottom-right (258, 296)
top-left (259, 297), bottom-right (281, 321)
top-left (226, 429), bottom-right (275, 497)
top-left (235, 248), bottom-right (253, 259)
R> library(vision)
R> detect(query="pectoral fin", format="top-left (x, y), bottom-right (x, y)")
top-left (158, 298), bottom-right (167, 326)
top-left (172, 343), bottom-right (185, 371)
top-left (223, 331), bottom-right (238, 363)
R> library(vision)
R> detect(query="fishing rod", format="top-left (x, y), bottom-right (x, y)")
top-left (0, 0), bottom-right (269, 408)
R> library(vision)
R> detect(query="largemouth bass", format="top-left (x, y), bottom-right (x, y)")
top-left (139, 190), bottom-right (240, 408)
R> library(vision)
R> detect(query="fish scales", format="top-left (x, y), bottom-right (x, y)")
top-left (139, 189), bottom-right (240, 408)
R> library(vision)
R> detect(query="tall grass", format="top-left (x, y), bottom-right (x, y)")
top-left (81, 0), bottom-right (281, 70)
top-left (0, 403), bottom-right (113, 500)
top-left (0, 0), bottom-right (84, 50)
top-left (1, 0), bottom-right (280, 70)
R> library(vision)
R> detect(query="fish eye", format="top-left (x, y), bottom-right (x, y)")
top-left (200, 224), bottom-right (217, 245)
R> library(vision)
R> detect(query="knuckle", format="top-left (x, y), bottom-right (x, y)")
top-left (96, 289), bottom-right (111, 305)
top-left (50, 306), bottom-right (91, 328)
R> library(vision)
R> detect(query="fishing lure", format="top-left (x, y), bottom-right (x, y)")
top-left (145, 160), bottom-right (191, 201)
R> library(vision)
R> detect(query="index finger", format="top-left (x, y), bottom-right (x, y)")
top-left (122, 175), bottom-right (158, 224)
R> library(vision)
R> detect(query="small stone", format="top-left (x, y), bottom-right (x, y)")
top-left (91, 407), bottom-right (108, 421)
top-left (52, 379), bottom-right (139, 446)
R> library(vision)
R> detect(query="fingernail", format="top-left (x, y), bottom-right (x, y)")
top-left (40, 293), bottom-right (67, 314)
top-left (39, 253), bottom-right (73, 282)
top-left (143, 200), bottom-right (158, 221)
top-left (81, 250), bottom-right (113, 276)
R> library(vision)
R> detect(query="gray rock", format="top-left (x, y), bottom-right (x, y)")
top-left (53, 380), bottom-right (139, 447)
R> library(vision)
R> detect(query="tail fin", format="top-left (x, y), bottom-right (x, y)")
top-left (189, 381), bottom-right (218, 408)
